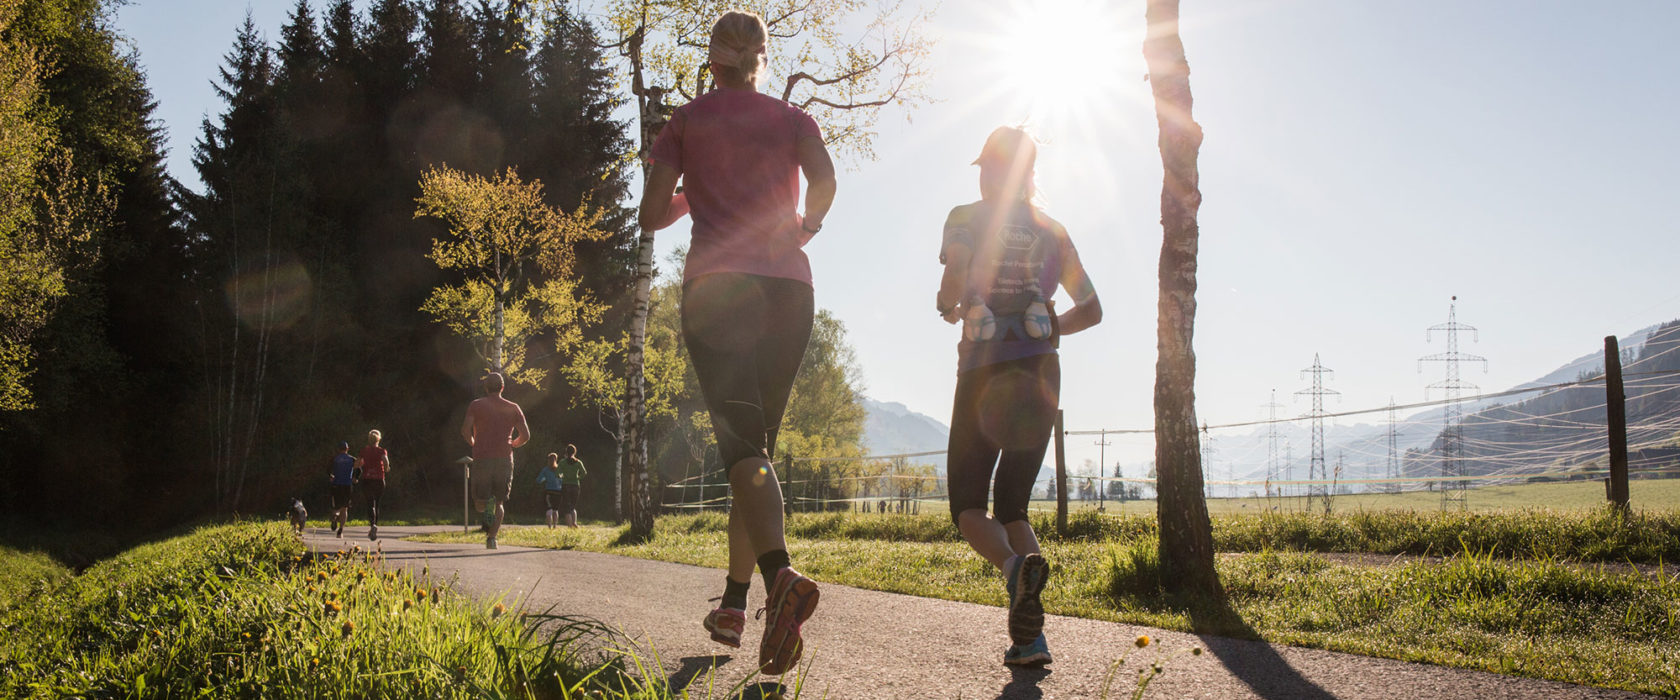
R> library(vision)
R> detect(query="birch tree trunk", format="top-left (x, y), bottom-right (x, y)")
top-left (1144, 0), bottom-right (1221, 599)
top-left (623, 226), bottom-right (657, 536)
top-left (620, 24), bottom-right (657, 536)
top-left (493, 249), bottom-right (505, 372)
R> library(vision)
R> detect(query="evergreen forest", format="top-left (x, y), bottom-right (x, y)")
top-left (0, 0), bottom-right (870, 532)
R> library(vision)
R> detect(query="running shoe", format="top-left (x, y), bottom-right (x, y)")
top-left (486, 536), bottom-right (497, 550)
top-left (368, 525), bottom-right (378, 541)
top-left (1003, 634), bottom-right (1052, 666)
top-left (703, 606), bottom-right (746, 648)
top-left (756, 567), bottom-right (820, 675)
top-left (1007, 553), bottom-right (1050, 646)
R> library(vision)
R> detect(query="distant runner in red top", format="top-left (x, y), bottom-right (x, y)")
top-left (354, 429), bottom-right (389, 541)
top-left (640, 10), bottom-right (837, 677)
top-left (460, 372), bottom-right (530, 550)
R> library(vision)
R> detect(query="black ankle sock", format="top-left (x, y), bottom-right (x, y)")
top-left (757, 549), bottom-right (791, 590)
top-left (722, 577), bottom-right (750, 610)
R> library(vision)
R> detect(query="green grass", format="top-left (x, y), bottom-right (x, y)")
top-left (568, 507), bottom-right (1680, 565)
top-left (0, 544), bottom-right (72, 611)
top-left (0, 522), bottom-right (799, 698)
top-left (415, 513), bottom-right (1680, 696)
top-left (1045, 476), bottom-right (1680, 515)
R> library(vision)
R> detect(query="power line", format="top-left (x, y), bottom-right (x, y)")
top-left (1262, 390), bottom-right (1285, 500)
top-left (1297, 354), bottom-right (1339, 513)
top-left (1419, 296), bottom-right (1488, 510)
top-left (1385, 397), bottom-right (1402, 494)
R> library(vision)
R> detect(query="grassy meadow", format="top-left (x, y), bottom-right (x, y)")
top-left (1035, 475), bottom-right (1680, 515)
top-left (415, 509), bottom-right (1680, 696)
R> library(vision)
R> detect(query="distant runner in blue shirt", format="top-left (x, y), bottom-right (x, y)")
top-left (328, 441), bottom-right (356, 538)
top-left (537, 453), bottom-right (564, 529)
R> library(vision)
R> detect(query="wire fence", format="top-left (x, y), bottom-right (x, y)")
top-left (658, 333), bottom-right (1680, 515)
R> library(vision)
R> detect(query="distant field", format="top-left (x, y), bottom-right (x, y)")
top-left (1033, 477), bottom-right (1680, 515)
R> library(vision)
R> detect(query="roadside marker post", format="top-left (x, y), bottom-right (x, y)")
top-left (1604, 336), bottom-right (1630, 511)
top-left (456, 456), bottom-right (474, 534)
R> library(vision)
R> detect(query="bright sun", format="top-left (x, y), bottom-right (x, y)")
top-left (987, 0), bottom-right (1138, 127)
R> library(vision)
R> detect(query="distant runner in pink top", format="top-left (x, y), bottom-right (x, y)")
top-left (460, 372), bottom-right (529, 549)
top-left (639, 11), bottom-right (837, 677)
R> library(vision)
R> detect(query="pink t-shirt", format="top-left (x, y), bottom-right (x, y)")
top-left (649, 88), bottom-right (822, 285)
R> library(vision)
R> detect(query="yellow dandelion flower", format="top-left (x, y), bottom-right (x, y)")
top-left (403, 600), bottom-right (414, 611)
top-left (492, 603), bottom-right (506, 617)
top-left (1135, 635), bottom-right (1151, 648)
top-left (341, 620), bottom-right (355, 637)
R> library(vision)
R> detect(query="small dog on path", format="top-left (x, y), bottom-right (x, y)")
top-left (289, 498), bottom-right (308, 534)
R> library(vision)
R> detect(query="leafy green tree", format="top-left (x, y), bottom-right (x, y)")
top-left (0, 0), bottom-right (184, 522)
top-left (415, 165), bottom-right (608, 387)
top-left (0, 0), bottom-right (58, 411)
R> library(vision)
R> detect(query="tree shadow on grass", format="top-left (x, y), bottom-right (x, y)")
top-left (613, 527), bottom-right (655, 547)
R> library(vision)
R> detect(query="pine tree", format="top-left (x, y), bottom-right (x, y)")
top-left (530, 6), bottom-right (634, 303)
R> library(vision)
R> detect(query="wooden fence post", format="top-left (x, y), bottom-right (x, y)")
top-left (1054, 409), bottom-right (1068, 534)
top-left (1605, 336), bottom-right (1630, 511)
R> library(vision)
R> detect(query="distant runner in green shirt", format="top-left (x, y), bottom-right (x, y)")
top-left (556, 444), bottom-right (586, 528)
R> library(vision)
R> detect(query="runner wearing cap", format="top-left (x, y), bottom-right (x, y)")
top-left (936, 126), bottom-right (1103, 666)
top-left (327, 441), bottom-right (356, 538)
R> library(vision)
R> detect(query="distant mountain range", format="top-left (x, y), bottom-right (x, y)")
top-left (861, 398), bottom-right (949, 469)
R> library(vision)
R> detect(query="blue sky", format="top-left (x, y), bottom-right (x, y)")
top-left (117, 0), bottom-right (1680, 472)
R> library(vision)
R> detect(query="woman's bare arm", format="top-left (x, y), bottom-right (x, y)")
top-left (637, 161), bottom-right (688, 231)
top-left (797, 136), bottom-right (836, 232)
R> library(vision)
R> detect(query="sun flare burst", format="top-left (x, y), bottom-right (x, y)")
top-left (985, 0), bottom-right (1140, 129)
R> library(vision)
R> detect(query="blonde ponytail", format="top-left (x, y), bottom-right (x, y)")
top-left (709, 11), bottom-right (767, 85)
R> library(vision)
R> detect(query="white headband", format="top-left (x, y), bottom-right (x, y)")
top-left (708, 41), bottom-right (763, 68)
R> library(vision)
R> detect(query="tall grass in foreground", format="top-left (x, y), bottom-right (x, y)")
top-left (0, 522), bottom-right (789, 699)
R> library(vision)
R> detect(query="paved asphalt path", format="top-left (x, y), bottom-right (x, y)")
top-left (305, 525), bottom-right (1654, 699)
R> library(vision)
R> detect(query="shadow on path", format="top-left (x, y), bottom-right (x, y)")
top-left (1189, 600), bottom-right (1335, 700)
top-left (734, 682), bottom-right (787, 700)
top-left (668, 655), bottom-right (732, 693)
top-left (995, 666), bottom-right (1051, 699)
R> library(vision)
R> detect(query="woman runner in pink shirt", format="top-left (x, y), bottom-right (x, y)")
top-left (639, 10), bottom-right (837, 678)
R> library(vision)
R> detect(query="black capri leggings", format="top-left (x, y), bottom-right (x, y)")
top-left (946, 353), bottom-right (1061, 525)
top-left (682, 273), bottom-right (814, 469)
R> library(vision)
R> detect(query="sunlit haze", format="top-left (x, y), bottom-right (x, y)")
top-left (119, 0), bottom-right (1680, 475)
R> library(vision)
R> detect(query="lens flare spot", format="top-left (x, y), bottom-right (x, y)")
top-left (224, 258), bottom-right (311, 330)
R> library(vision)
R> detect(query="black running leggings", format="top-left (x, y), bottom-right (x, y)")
top-left (361, 478), bottom-right (384, 525)
top-left (946, 353), bottom-right (1061, 525)
top-left (682, 273), bottom-right (814, 469)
